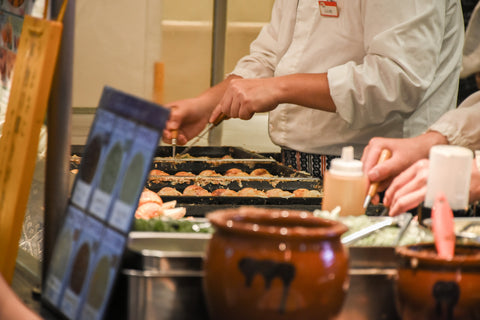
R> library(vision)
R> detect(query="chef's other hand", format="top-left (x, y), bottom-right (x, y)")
top-left (361, 131), bottom-right (448, 203)
top-left (162, 98), bottom-right (210, 145)
top-left (210, 77), bottom-right (280, 122)
top-left (469, 159), bottom-right (480, 203)
top-left (383, 159), bottom-right (429, 216)
top-left (385, 158), bottom-right (480, 216)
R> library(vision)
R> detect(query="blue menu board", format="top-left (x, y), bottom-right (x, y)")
top-left (43, 86), bottom-right (170, 320)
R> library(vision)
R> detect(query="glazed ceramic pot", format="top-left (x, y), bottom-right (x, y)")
top-left (203, 206), bottom-right (349, 320)
top-left (395, 243), bottom-right (480, 320)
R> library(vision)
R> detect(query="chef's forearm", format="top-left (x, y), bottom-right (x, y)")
top-left (196, 74), bottom-right (243, 112)
top-left (271, 73), bottom-right (336, 112)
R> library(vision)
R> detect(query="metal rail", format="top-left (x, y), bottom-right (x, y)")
top-left (208, 0), bottom-right (227, 146)
top-left (43, 0), bottom-right (75, 284)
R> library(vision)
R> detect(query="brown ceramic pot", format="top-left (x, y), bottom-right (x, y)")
top-left (203, 206), bottom-right (349, 320)
top-left (395, 243), bottom-right (480, 320)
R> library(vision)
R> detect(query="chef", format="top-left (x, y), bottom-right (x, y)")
top-left (362, 1), bottom-right (480, 216)
top-left (163, 0), bottom-right (463, 179)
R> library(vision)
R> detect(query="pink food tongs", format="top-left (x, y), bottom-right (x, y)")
top-left (431, 192), bottom-right (455, 260)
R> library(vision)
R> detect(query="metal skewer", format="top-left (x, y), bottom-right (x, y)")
top-left (178, 113), bottom-right (227, 156)
top-left (171, 129), bottom-right (178, 157)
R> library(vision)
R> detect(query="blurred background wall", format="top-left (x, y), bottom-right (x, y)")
top-left (72, 0), bottom-right (279, 152)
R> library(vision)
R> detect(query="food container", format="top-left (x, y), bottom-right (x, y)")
top-left (203, 207), bottom-right (349, 320)
top-left (122, 250), bottom-right (207, 320)
top-left (123, 268), bottom-right (207, 320)
top-left (395, 243), bottom-right (480, 320)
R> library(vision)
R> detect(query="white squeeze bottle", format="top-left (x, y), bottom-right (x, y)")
top-left (322, 146), bottom-right (367, 216)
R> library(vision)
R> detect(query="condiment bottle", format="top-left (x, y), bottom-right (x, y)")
top-left (418, 145), bottom-right (473, 223)
top-left (322, 146), bottom-right (367, 216)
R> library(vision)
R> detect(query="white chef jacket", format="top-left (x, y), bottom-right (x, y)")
top-left (429, 90), bottom-right (480, 151)
top-left (231, 0), bottom-right (463, 159)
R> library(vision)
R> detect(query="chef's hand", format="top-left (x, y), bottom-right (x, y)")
top-left (469, 159), bottom-right (480, 203)
top-left (210, 77), bottom-right (280, 122)
top-left (162, 98), bottom-right (210, 145)
top-left (361, 131), bottom-right (447, 204)
top-left (382, 159), bottom-right (429, 216)
top-left (384, 159), bottom-right (480, 216)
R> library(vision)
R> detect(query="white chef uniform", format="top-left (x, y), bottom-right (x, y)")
top-left (429, 1), bottom-right (480, 152)
top-left (231, 0), bottom-right (464, 160)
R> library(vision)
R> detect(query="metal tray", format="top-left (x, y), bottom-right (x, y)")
top-left (122, 268), bottom-right (208, 320)
top-left (147, 155), bottom-right (323, 210)
top-left (69, 145), bottom-right (273, 171)
top-left (71, 145), bottom-right (269, 160)
top-left (154, 146), bottom-right (269, 159)
top-left (128, 231), bottom-right (211, 253)
top-left (148, 158), bottom-right (320, 190)
top-left (147, 176), bottom-right (321, 198)
top-left (127, 232), bottom-right (397, 268)
top-left (164, 203), bottom-right (324, 217)
top-left (150, 159), bottom-right (304, 177)
top-left (128, 214), bottom-right (399, 260)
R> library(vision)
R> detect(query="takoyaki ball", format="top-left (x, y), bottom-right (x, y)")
top-left (212, 188), bottom-right (238, 196)
top-left (237, 187), bottom-right (267, 197)
top-left (149, 169), bottom-right (169, 177)
top-left (138, 188), bottom-right (163, 206)
top-left (174, 171), bottom-right (196, 176)
top-left (199, 169), bottom-right (221, 176)
top-left (266, 188), bottom-right (293, 198)
top-left (250, 168), bottom-right (273, 177)
top-left (293, 188), bottom-right (322, 198)
top-left (183, 185), bottom-right (212, 196)
top-left (225, 168), bottom-right (249, 176)
top-left (157, 187), bottom-right (182, 196)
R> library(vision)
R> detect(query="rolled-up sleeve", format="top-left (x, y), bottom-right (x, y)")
top-left (429, 91), bottom-right (480, 151)
top-left (330, 0), bottom-right (450, 129)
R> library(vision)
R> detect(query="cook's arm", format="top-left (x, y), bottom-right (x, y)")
top-left (361, 131), bottom-right (447, 202)
top-left (163, 75), bottom-right (241, 145)
top-left (428, 91), bottom-right (480, 151)
top-left (362, 90), bottom-right (480, 202)
top-left (0, 275), bottom-right (41, 320)
top-left (385, 159), bottom-right (480, 216)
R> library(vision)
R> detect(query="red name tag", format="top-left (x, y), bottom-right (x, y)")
top-left (318, 1), bottom-right (339, 17)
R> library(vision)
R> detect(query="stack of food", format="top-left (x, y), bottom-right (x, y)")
top-left (134, 188), bottom-right (186, 220)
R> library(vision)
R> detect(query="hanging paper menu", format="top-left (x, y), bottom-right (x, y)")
top-left (43, 86), bottom-right (170, 320)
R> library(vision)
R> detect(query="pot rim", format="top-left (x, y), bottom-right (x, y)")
top-left (396, 243), bottom-right (480, 267)
top-left (206, 206), bottom-right (348, 239)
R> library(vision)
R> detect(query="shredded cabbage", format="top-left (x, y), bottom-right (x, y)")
top-left (313, 208), bottom-right (433, 246)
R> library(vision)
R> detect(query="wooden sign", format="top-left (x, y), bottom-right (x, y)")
top-left (0, 14), bottom-right (63, 283)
